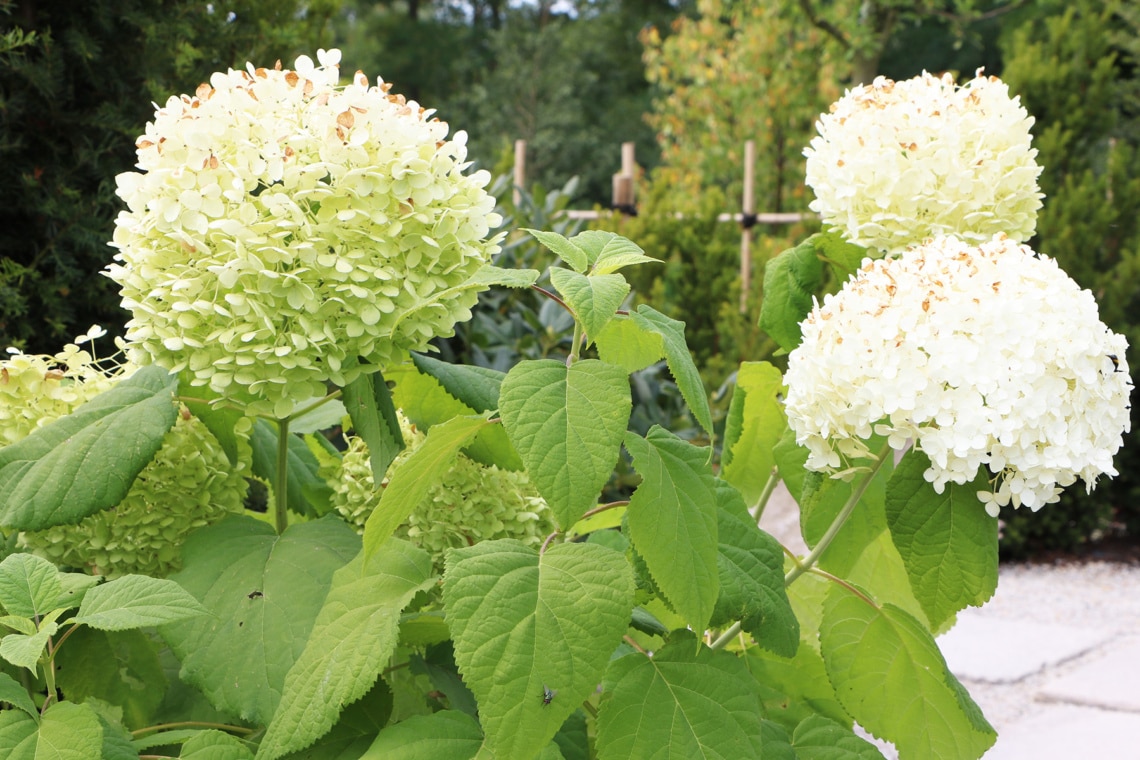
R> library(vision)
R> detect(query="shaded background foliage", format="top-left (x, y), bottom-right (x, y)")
top-left (1, 0), bottom-right (1137, 556)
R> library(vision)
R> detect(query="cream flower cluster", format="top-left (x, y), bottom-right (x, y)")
top-left (1, 331), bottom-right (247, 576)
top-left (107, 50), bottom-right (503, 418)
top-left (783, 235), bottom-right (1132, 515)
top-left (324, 414), bottom-right (556, 572)
top-left (804, 70), bottom-right (1043, 255)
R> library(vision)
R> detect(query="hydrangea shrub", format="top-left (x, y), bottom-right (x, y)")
top-left (107, 50), bottom-right (503, 417)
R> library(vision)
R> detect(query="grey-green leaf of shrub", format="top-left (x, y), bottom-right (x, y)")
top-left (744, 645), bottom-right (851, 734)
top-left (257, 540), bottom-right (435, 760)
top-left (0, 623), bottom-right (56, 672)
top-left (178, 377), bottom-right (246, 466)
top-left (361, 711), bottom-right (482, 759)
top-left (594, 316), bottom-right (665, 374)
top-left (759, 240), bottom-right (823, 354)
top-left (0, 365), bottom-right (178, 531)
top-left (443, 540), bottom-right (635, 760)
top-left (629, 305), bottom-right (714, 439)
top-left (625, 427), bottom-right (719, 633)
top-left (582, 232), bottom-right (659, 275)
top-left (0, 553), bottom-right (62, 618)
top-left (55, 572), bottom-right (103, 611)
top-left (720, 361), bottom-right (787, 508)
top-left (73, 575), bottom-right (210, 631)
top-left (596, 632), bottom-right (765, 759)
top-left (820, 585), bottom-right (996, 759)
top-left (711, 480), bottom-right (799, 657)
top-left (499, 359), bottom-right (631, 529)
top-left (343, 370), bottom-right (405, 484)
top-left (161, 516), bottom-right (361, 725)
top-left (0, 672), bottom-right (38, 721)
top-left (885, 449), bottom-right (999, 632)
top-left (791, 715), bottom-right (887, 759)
top-left (0, 700), bottom-right (103, 759)
top-left (179, 729), bottom-right (255, 759)
top-left (549, 268), bottom-right (630, 346)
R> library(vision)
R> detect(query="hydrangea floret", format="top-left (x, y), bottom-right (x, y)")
top-left (326, 414), bottom-right (556, 571)
top-left (107, 49), bottom-right (503, 418)
top-left (804, 70), bottom-right (1043, 255)
top-left (1, 331), bottom-right (248, 576)
top-left (783, 234), bottom-right (1133, 515)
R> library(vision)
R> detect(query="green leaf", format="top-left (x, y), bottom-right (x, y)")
top-left (594, 316), bottom-right (665, 373)
top-left (0, 623), bottom-right (55, 672)
top-left (758, 720), bottom-right (797, 760)
top-left (361, 416), bottom-right (488, 565)
top-left (820, 587), bottom-right (996, 759)
top-left (0, 671), bottom-right (38, 721)
top-left (629, 306), bottom-right (714, 439)
top-left (251, 419), bottom-right (330, 518)
top-left (0, 553), bottom-right (62, 618)
top-left (343, 371), bottom-right (405, 483)
top-left (812, 230), bottom-right (867, 279)
top-left (470, 265), bottom-right (542, 289)
top-left (90, 700), bottom-right (139, 760)
top-left (624, 427), bottom-right (718, 632)
top-left (759, 241), bottom-right (823, 353)
top-left (885, 450), bottom-right (998, 631)
top-left (710, 481), bottom-right (798, 657)
top-left (552, 710), bottom-right (589, 760)
top-left (596, 633), bottom-right (764, 759)
top-left (179, 377), bottom-right (245, 466)
top-left (275, 678), bottom-right (393, 760)
top-left (499, 360), bottom-right (631, 529)
top-left (389, 363), bottom-right (521, 471)
top-left (162, 516), bottom-right (361, 724)
top-left (443, 540), bottom-right (635, 760)
top-left (0, 710), bottom-right (37, 757)
top-left (73, 574), bottom-right (210, 630)
top-left (772, 428), bottom-right (807, 504)
top-left (54, 628), bottom-right (167, 729)
top-left (409, 353), bottom-right (504, 414)
top-left (549, 268), bottom-right (630, 345)
top-left (0, 365), bottom-right (179, 531)
top-left (579, 232), bottom-right (658, 275)
top-left (289, 398), bottom-right (348, 435)
top-left (744, 642), bottom-right (850, 734)
top-left (0, 616), bottom-right (35, 635)
top-left (180, 730), bottom-right (255, 759)
top-left (791, 715), bottom-right (887, 759)
top-left (4, 701), bottom-right (105, 760)
top-left (524, 229), bottom-right (588, 272)
top-left (720, 362), bottom-right (787, 507)
top-left (362, 711), bottom-right (482, 759)
top-left (258, 541), bottom-right (436, 760)
top-left (55, 573), bottom-right (102, 611)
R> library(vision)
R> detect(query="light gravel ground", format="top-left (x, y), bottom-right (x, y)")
top-left (757, 481), bottom-right (1140, 756)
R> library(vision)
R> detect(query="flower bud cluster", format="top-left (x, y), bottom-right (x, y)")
top-left (107, 50), bottom-right (503, 417)
top-left (805, 70), bottom-right (1043, 255)
top-left (783, 235), bottom-right (1132, 515)
top-left (2, 332), bottom-right (247, 576)
top-left (328, 416), bottom-right (556, 570)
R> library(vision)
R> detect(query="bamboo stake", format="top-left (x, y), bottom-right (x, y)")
top-left (513, 139), bottom-right (527, 207)
top-left (740, 140), bottom-right (756, 313)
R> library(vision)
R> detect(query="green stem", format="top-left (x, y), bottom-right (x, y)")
top-left (291, 389), bottom-right (342, 420)
top-left (783, 443), bottom-right (891, 588)
top-left (568, 322), bottom-right (583, 364)
top-left (132, 721), bottom-right (257, 738)
top-left (40, 653), bottom-right (56, 714)
top-left (275, 416), bottom-right (290, 535)
top-left (709, 621), bottom-right (742, 650)
top-left (750, 468), bottom-right (780, 521)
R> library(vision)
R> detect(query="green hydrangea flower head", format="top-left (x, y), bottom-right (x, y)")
top-left (2, 330), bottom-right (249, 577)
top-left (106, 50), bottom-right (504, 418)
top-left (327, 414), bottom-right (556, 571)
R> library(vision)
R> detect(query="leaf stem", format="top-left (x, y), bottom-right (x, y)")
top-left (750, 468), bottom-right (780, 521)
top-left (568, 321), bottom-right (584, 364)
top-left (806, 567), bottom-right (879, 608)
top-left (709, 621), bottom-right (742, 650)
top-left (48, 622), bottom-right (80, 657)
top-left (290, 388), bottom-right (342, 421)
top-left (623, 634), bottom-right (647, 654)
top-left (783, 442), bottom-right (891, 588)
top-left (132, 721), bottom-right (257, 738)
top-left (539, 530), bottom-right (560, 555)
top-left (530, 284), bottom-right (571, 315)
top-left (275, 416), bottom-right (290, 535)
top-left (577, 500), bottom-right (629, 522)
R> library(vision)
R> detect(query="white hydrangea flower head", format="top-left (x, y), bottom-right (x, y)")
top-left (804, 70), bottom-right (1043, 255)
top-left (325, 413), bottom-right (556, 572)
top-left (1, 332), bottom-right (248, 576)
top-left (783, 235), bottom-right (1132, 515)
top-left (107, 50), bottom-right (504, 418)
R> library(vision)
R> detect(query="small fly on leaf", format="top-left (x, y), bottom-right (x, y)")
top-left (541, 684), bottom-right (556, 706)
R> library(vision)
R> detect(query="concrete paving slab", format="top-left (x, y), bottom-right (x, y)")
top-left (981, 704), bottom-right (1140, 759)
top-left (1040, 637), bottom-right (1140, 712)
top-left (938, 615), bottom-right (1113, 683)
